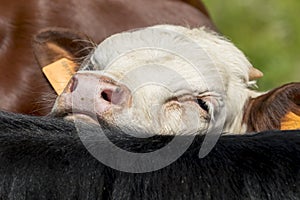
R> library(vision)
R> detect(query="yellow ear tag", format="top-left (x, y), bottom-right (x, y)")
top-left (42, 58), bottom-right (77, 95)
top-left (280, 112), bottom-right (300, 130)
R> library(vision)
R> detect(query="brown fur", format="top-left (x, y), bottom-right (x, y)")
top-left (243, 83), bottom-right (300, 132)
top-left (0, 0), bottom-right (215, 115)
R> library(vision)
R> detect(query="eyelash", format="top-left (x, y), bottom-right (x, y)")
top-left (196, 98), bottom-right (209, 113)
top-left (168, 96), bottom-right (210, 113)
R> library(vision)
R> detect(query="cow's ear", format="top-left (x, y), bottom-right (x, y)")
top-left (244, 83), bottom-right (300, 132)
top-left (32, 28), bottom-right (95, 95)
top-left (32, 28), bottom-right (95, 69)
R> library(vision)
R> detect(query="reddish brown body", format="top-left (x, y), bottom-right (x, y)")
top-left (0, 0), bottom-right (215, 115)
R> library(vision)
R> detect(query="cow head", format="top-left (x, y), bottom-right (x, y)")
top-left (37, 25), bottom-right (300, 136)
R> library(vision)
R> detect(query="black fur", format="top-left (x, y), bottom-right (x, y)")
top-left (0, 111), bottom-right (299, 200)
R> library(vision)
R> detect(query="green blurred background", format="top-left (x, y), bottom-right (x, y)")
top-left (202, 0), bottom-right (300, 91)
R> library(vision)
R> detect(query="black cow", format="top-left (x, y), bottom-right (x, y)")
top-left (0, 111), bottom-right (299, 200)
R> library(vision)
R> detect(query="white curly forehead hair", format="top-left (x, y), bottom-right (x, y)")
top-left (72, 24), bottom-right (262, 134)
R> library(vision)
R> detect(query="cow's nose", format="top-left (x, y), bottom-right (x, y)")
top-left (64, 73), bottom-right (131, 114)
top-left (98, 80), bottom-right (130, 106)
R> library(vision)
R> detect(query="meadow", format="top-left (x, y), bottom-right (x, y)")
top-left (203, 0), bottom-right (300, 90)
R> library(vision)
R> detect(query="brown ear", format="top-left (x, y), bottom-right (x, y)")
top-left (243, 82), bottom-right (300, 132)
top-left (32, 27), bottom-right (95, 69)
top-left (32, 28), bottom-right (96, 95)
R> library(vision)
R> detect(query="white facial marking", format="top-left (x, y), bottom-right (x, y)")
top-left (55, 25), bottom-right (255, 135)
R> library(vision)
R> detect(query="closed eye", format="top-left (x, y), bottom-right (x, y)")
top-left (197, 98), bottom-right (209, 113)
top-left (166, 95), bottom-right (210, 113)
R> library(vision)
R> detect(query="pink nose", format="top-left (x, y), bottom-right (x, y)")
top-left (63, 73), bottom-right (131, 115)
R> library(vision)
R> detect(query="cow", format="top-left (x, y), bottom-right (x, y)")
top-left (0, 110), bottom-right (299, 199)
top-left (31, 24), bottom-right (299, 135)
top-left (0, 0), bottom-right (215, 116)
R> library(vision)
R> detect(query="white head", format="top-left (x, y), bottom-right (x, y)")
top-left (53, 25), bottom-right (257, 135)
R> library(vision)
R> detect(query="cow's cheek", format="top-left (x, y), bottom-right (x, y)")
top-left (99, 106), bottom-right (149, 132)
top-left (162, 102), bottom-right (209, 135)
top-left (161, 102), bottom-right (208, 135)
top-left (96, 109), bottom-right (115, 124)
top-left (160, 102), bottom-right (184, 134)
top-left (181, 105), bottom-right (206, 135)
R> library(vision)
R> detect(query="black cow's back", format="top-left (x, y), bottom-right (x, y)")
top-left (0, 111), bottom-right (299, 200)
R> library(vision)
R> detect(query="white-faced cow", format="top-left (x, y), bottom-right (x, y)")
top-left (33, 25), bottom-right (300, 135)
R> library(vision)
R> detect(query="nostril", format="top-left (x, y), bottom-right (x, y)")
top-left (69, 76), bottom-right (78, 93)
top-left (101, 90), bottom-right (113, 103)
